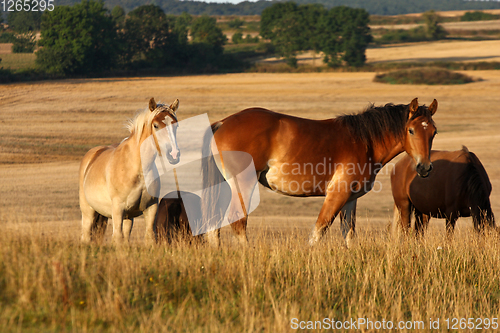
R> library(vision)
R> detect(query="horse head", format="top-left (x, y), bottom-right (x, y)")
top-left (403, 98), bottom-right (438, 178)
top-left (149, 97), bottom-right (181, 165)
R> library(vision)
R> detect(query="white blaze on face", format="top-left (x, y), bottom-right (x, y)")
top-left (163, 116), bottom-right (180, 159)
top-left (422, 121), bottom-right (428, 130)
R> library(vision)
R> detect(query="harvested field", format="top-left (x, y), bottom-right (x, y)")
top-left (1, 52), bottom-right (500, 331)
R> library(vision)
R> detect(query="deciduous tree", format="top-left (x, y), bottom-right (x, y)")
top-left (36, 0), bottom-right (118, 74)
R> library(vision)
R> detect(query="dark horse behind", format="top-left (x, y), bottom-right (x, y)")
top-left (391, 146), bottom-right (495, 237)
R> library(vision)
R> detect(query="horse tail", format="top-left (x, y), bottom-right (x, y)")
top-left (460, 146), bottom-right (495, 231)
top-left (201, 121), bottom-right (227, 236)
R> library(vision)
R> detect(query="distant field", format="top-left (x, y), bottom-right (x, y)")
top-left (0, 43), bottom-right (12, 54)
top-left (0, 52), bottom-right (36, 70)
top-left (367, 40), bottom-right (500, 64)
top-left (259, 39), bottom-right (500, 66)
top-left (371, 18), bottom-right (500, 30)
top-left (412, 9), bottom-right (500, 17)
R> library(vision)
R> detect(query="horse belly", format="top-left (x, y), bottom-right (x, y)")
top-left (409, 175), bottom-right (463, 219)
top-left (265, 164), bottom-right (326, 196)
top-left (84, 184), bottom-right (113, 217)
top-left (123, 187), bottom-right (155, 218)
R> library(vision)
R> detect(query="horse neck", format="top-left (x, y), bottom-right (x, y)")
top-left (136, 127), bottom-right (159, 167)
top-left (122, 127), bottom-right (154, 166)
top-left (370, 133), bottom-right (404, 166)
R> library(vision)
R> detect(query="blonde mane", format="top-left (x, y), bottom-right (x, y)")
top-left (125, 103), bottom-right (172, 144)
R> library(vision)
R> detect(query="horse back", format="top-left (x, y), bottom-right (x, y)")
top-left (213, 107), bottom-right (353, 172)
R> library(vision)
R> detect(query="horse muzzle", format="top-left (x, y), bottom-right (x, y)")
top-left (416, 162), bottom-right (433, 178)
top-left (167, 148), bottom-right (180, 165)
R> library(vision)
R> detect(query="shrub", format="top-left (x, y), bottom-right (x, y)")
top-left (461, 11), bottom-right (500, 22)
top-left (12, 33), bottom-right (36, 53)
top-left (245, 34), bottom-right (259, 43)
top-left (423, 10), bottom-right (447, 40)
top-left (374, 67), bottom-right (477, 85)
top-left (232, 32), bottom-right (244, 44)
top-left (0, 32), bottom-right (17, 43)
top-left (227, 18), bottom-right (244, 29)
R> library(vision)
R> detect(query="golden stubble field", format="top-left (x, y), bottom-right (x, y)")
top-left (1, 57), bottom-right (500, 331)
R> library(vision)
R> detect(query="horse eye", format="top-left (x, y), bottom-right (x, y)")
top-left (409, 128), bottom-right (415, 135)
top-left (153, 124), bottom-right (159, 129)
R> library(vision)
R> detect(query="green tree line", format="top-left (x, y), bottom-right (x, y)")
top-left (261, 3), bottom-right (372, 68)
top-left (33, 1), bottom-right (231, 75)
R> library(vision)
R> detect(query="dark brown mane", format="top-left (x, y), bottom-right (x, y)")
top-left (338, 102), bottom-right (434, 148)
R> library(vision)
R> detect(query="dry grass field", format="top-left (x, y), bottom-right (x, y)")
top-left (1, 45), bottom-right (500, 331)
top-left (370, 19), bottom-right (500, 31)
top-left (367, 40), bottom-right (500, 63)
top-left (260, 40), bottom-right (500, 67)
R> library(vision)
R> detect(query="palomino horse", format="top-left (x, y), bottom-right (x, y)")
top-left (79, 98), bottom-right (180, 244)
top-left (202, 98), bottom-right (438, 246)
top-left (391, 146), bottom-right (495, 237)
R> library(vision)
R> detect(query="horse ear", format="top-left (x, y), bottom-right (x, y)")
top-left (170, 99), bottom-right (179, 113)
top-left (409, 98), bottom-right (419, 115)
top-left (428, 99), bottom-right (438, 116)
top-left (149, 98), bottom-right (157, 112)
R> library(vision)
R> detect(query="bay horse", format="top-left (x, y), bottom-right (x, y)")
top-left (79, 98), bottom-right (180, 244)
top-left (202, 98), bottom-right (438, 247)
top-left (391, 146), bottom-right (495, 237)
top-left (156, 191), bottom-right (203, 244)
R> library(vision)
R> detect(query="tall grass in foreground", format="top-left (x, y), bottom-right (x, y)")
top-left (0, 227), bottom-right (499, 332)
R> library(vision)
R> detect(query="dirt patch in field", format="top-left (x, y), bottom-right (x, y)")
top-left (0, 43), bottom-right (13, 54)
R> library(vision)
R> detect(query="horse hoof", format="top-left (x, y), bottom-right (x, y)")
top-left (345, 230), bottom-right (357, 249)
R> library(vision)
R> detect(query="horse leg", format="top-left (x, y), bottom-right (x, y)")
top-left (227, 186), bottom-right (249, 245)
top-left (422, 214), bottom-right (430, 230)
top-left (111, 201), bottom-right (125, 245)
top-left (230, 217), bottom-right (248, 245)
top-left (227, 160), bottom-right (259, 245)
top-left (392, 200), bottom-right (411, 237)
top-left (471, 206), bottom-right (493, 233)
top-left (309, 190), bottom-right (351, 247)
top-left (445, 216), bottom-right (457, 239)
top-left (142, 202), bottom-right (158, 245)
top-left (123, 218), bottom-right (134, 243)
top-left (205, 229), bottom-right (221, 247)
top-left (93, 214), bottom-right (108, 243)
top-left (414, 209), bottom-right (427, 238)
top-left (81, 199), bottom-right (99, 243)
top-left (340, 200), bottom-right (357, 248)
